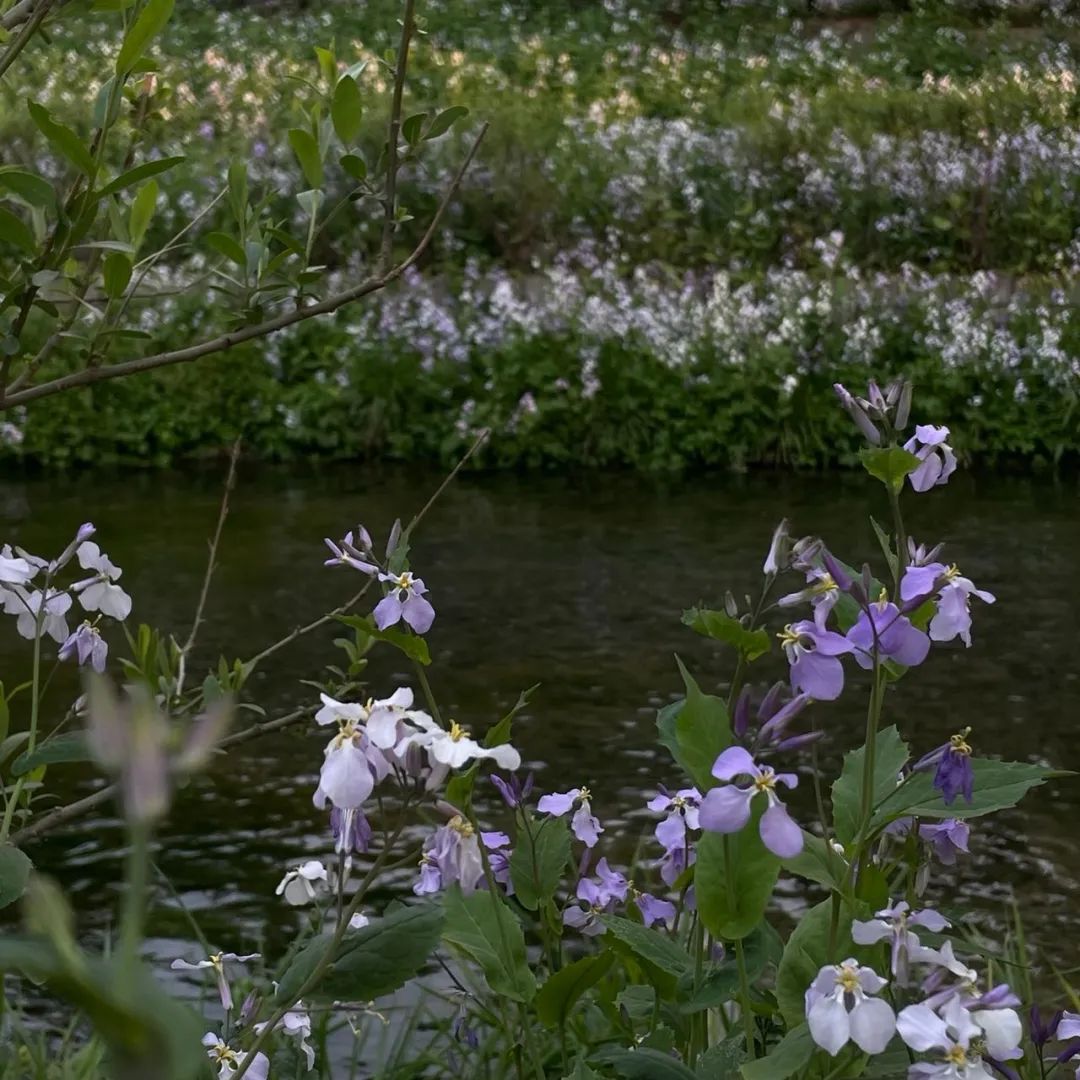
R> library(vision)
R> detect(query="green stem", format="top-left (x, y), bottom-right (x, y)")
top-left (888, 484), bottom-right (908, 597)
top-left (852, 657), bottom-right (885, 889)
top-left (722, 835), bottom-right (756, 1061)
top-left (414, 662), bottom-right (444, 727)
top-left (119, 821), bottom-right (150, 989)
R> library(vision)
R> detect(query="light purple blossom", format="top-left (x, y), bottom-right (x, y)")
top-left (852, 901), bottom-right (948, 983)
top-left (173, 951), bottom-right (260, 1012)
top-left (491, 770), bottom-right (534, 808)
top-left (374, 570), bottom-right (435, 634)
top-left (847, 598), bottom-right (931, 669)
top-left (58, 621), bottom-right (108, 672)
top-left (778, 568), bottom-right (841, 629)
top-left (275, 861), bottom-right (329, 906)
top-left (648, 787), bottom-right (701, 851)
top-left (904, 425), bottom-right (958, 493)
top-left (698, 746), bottom-right (803, 858)
top-left (0, 549), bottom-right (37, 585)
top-left (778, 620), bottom-right (853, 701)
top-left (73, 541), bottom-right (132, 620)
top-left (202, 1033), bottom-right (269, 1080)
top-left (2, 585), bottom-right (72, 643)
top-left (537, 787), bottom-right (603, 847)
top-left (898, 992), bottom-right (1022, 1077)
top-left (562, 858), bottom-right (628, 935)
top-left (920, 819), bottom-right (970, 865)
top-left (484, 831), bottom-right (514, 893)
top-left (323, 526), bottom-right (378, 573)
top-left (806, 959), bottom-right (896, 1056)
top-left (634, 890), bottom-right (676, 928)
top-left (916, 729), bottom-right (974, 805)
top-left (413, 815), bottom-right (485, 895)
top-left (313, 720), bottom-right (390, 811)
top-left (394, 716), bottom-right (521, 777)
top-left (331, 806), bottom-right (373, 855)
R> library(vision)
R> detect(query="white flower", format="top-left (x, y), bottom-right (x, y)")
top-left (73, 541), bottom-right (132, 620)
top-left (275, 861), bottom-right (329, 906)
top-left (313, 722), bottom-right (390, 811)
top-left (897, 996), bottom-right (997, 1079)
top-left (315, 687), bottom-right (431, 749)
top-left (2, 586), bottom-right (72, 643)
top-left (202, 1033), bottom-right (269, 1080)
top-left (0, 550), bottom-right (37, 585)
top-left (806, 958), bottom-right (896, 1057)
top-left (254, 1001), bottom-right (315, 1071)
top-left (172, 951), bottom-right (260, 1011)
top-left (349, 911), bottom-right (370, 930)
top-left (395, 714), bottom-right (521, 772)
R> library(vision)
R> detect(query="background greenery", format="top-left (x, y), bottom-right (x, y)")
top-left (2, 0), bottom-right (1079, 469)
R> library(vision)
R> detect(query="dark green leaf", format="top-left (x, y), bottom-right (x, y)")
top-left (593, 1046), bottom-right (697, 1080)
top-left (535, 951), bottom-right (614, 1029)
top-left (781, 831), bottom-right (848, 892)
top-left (0, 847), bottom-right (32, 909)
top-left (0, 208), bottom-right (34, 253)
top-left (401, 112), bottom-right (427, 145)
top-left (858, 446), bottom-right (921, 493)
top-left (509, 815), bottom-right (570, 911)
top-left (442, 885), bottom-right (535, 1002)
top-left (564, 1058), bottom-right (602, 1080)
top-left (340, 153), bottom-right (367, 182)
top-left (831, 727), bottom-right (910, 845)
top-left (600, 915), bottom-right (693, 978)
top-left (0, 168), bottom-right (55, 210)
top-left (682, 608), bottom-right (770, 661)
top-left (695, 1036), bottom-right (744, 1078)
top-left (695, 809), bottom-right (780, 942)
top-left (97, 156), bottom-right (184, 198)
top-left (869, 517), bottom-right (898, 581)
top-left (116, 0), bottom-right (174, 75)
top-left (740, 1025), bottom-right (815, 1080)
top-left (128, 180), bottom-right (157, 249)
top-left (102, 251), bottom-right (132, 299)
top-left (671, 657), bottom-right (731, 791)
top-left (227, 161), bottom-right (248, 229)
top-left (334, 615), bottom-right (431, 664)
top-left (205, 231), bottom-right (246, 266)
top-left (483, 684), bottom-right (537, 748)
top-left (331, 76), bottom-right (363, 144)
top-left (288, 128), bottom-right (323, 190)
top-left (277, 901), bottom-right (443, 1004)
top-left (445, 765), bottom-right (477, 813)
top-left (681, 922), bottom-right (771, 1012)
top-left (28, 102), bottom-right (96, 175)
top-left (426, 105), bottom-right (469, 139)
top-left (12, 733), bottom-right (91, 777)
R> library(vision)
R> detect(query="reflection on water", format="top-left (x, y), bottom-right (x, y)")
top-left (2, 464), bottom-right (1078, 966)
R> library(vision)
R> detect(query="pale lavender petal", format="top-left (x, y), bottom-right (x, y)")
top-left (698, 785), bottom-right (754, 834)
top-left (897, 1003), bottom-right (950, 1053)
top-left (900, 564), bottom-right (945, 602)
top-left (710, 745), bottom-right (758, 782)
top-left (791, 651), bottom-right (845, 700)
top-left (571, 803), bottom-right (603, 847)
top-left (537, 790), bottom-right (579, 816)
top-left (373, 593), bottom-right (403, 630)
top-left (759, 801), bottom-right (803, 857)
top-left (403, 593), bottom-right (436, 634)
top-left (808, 995), bottom-right (851, 1056)
top-left (655, 813), bottom-right (685, 851)
top-left (848, 997), bottom-right (896, 1055)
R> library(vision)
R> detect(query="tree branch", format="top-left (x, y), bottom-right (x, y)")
top-left (379, 0), bottom-right (416, 274)
top-left (0, 122), bottom-right (488, 411)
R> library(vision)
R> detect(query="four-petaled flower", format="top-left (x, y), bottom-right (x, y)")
top-left (778, 620), bottom-right (853, 701)
top-left (74, 541), bottom-right (132, 620)
top-left (537, 787), bottom-right (604, 847)
top-left (920, 819), bottom-right (970, 865)
top-left (562, 858), bottom-right (628, 935)
top-left (324, 527), bottom-right (378, 574)
top-left (852, 901), bottom-right (948, 983)
top-left (847, 594), bottom-right (931, 670)
top-left (916, 729), bottom-right (975, 805)
top-left (313, 719), bottom-right (390, 811)
top-left (2, 586), bottom-right (72, 642)
top-left (901, 563), bottom-right (995, 647)
top-left (897, 992), bottom-right (1020, 1078)
top-left (413, 815), bottom-right (485, 895)
top-left (698, 746), bottom-right (803, 858)
top-left (374, 570), bottom-right (435, 634)
top-left (778, 568), bottom-right (841, 629)
top-left (315, 688), bottom-right (431, 750)
top-left (59, 620), bottom-right (108, 672)
top-left (904, 425), bottom-right (957, 493)
top-left (254, 1001), bottom-right (316, 1071)
top-left (648, 787), bottom-right (701, 852)
top-left (395, 715), bottom-right (521, 777)
top-left (275, 860), bottom-right (329, 906)
top-left (806, 959), bottom-right (896, 1056)
top-left (173, 951), bottom-right (260, 1012)
top-left (202, 1033), bottom-right (269, 1080)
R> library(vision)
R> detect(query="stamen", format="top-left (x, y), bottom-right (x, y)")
top-left (449, 721), bottom-right (469, 742)
top-left (950, 727), bottom-right (973, 756)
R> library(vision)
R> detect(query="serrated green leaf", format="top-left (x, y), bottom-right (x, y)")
top-left (331, 75), bottom-right (363, 144)
top-left (682, 608), bottom-right (770, 661)
top-left (859, 446), bottom-right (922, 493)
top-left (288, 128), bottom-right (323, 190)
top-left (115, 0), bottom-right (174, 75)
top-left (334, 615), bottom-right (430, 664)
top-left (696, 1035), bottom-right (744, 1078)
top-left (832, 726), bottom-right (910, 845)
top-left (442, 885), bottom-right (535, 1002)
top-left (781, 830), bottom-right (848, 892)
top-left (484, 684), bottom-right (537, 748)
top-left (600, 914), bottom-right (693, 978)
top-left (740, 1024), bottom-right (815, 1079)
top-left (535, 951), bottom-right (614, 1029)
top-left (509, 815), bottom-right (570, 911)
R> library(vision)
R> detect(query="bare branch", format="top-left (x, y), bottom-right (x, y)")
top-left (0, 0), bottom-right (35, 31)
top-left (379, 0), bottom-right (417, 274)
top-left (0, 123), bottom-right (488, 412)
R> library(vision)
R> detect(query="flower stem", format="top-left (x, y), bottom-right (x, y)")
top-left (119, 821), bottom-right (150, 990)
top-left (0, 604), bottom-right (44, 842)
top-left (888, 484), bottom-right (908, 596)
top-left (852, 656), bottom-right (885, 890)
top-left (723, 835), bottom-right (756, 1061)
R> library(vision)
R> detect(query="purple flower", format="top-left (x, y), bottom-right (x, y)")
top-left (698, 746), bottom-right (802, 858)
top-left (330, 807), bottom-right (373, 855)
top-left (374, 570), bottom-right (435, 634)
top-left (634, 890), bottom-right (676, 928)
top-left (483, 831), bottom-right (513, 894)
top-left (413, 815), bottom-right (484, 895)
top-left (59, 621), bottom-right (108, 672)
top-left (916, 729), bottom-right (974, 805)
top-left (323, 527), bottom-right (378, 573)
top-left (919, 819), bottom-right (970, 865)
top-left (852, 901), bottom-right (948, 983)
top-left (847, 598), bottom-right (930, 669)
top-left (562, 858), bottom-right (627, 935)
top-left (778, 568), bottom-right (841, 629)
top-left (903, 425), bottom-right (958, 493)
top-left (900, 563), bottom-right (995, 647)
top-left (806, 959), bottom-right (896, 1056)
top-left (313, 721), bottom-right (390, 811)
top-left (172, 951), bottom-right (260, 1012)
top-left (537, 787), bottom-right (603, 847)
top-left (659, 842), bottom-right (693, 887)
top-left (648, 787), bottom-right (701, 851)
top-left (762, 519), bottom-right (790, 575)
top-left (778, 620), bottom-right (853, 701)
top-left (898, 992), bottom-right (1023, 1073)
top-left (1029, 1006), bottom-right (1063, 1052)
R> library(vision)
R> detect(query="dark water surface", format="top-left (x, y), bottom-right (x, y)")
top-left (2, 465), bottom-right (1079, 975)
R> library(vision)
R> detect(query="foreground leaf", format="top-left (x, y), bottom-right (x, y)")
top-left (831, 726), bottom-right (910, 845)
top-left (509, 815), bottom-right (570, 911)
top-left (0, 847), bottom-right (32, 909)
top-left (740, 1024), bottom-right (815, 1079)
top-left (682, 608), bottom-right (770, 661)
top-left (535, 951), bottom-right (614, 1029)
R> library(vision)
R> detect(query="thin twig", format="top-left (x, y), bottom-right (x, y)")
top-left (0, 0), bottom-right (36, 31)
top-left (379, 0), bottom-right (417, 274)
top-left (0, 0), bottom-right (53, 78)
top-left (0, 124), bottom-right (488, 410)
top-left (176, 439), bottom-right (242, 698)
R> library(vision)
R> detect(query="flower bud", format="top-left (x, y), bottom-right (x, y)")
top-left (894, 379), bottom-right (913, 430)
top-left (762, 519), bottom-right (790, 576)
top-left (732, 687), bottom-right (752, 738)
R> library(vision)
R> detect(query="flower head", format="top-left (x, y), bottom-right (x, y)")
top-left (413, 814), bottom-right (485, 895)
top-left (313, 719), bottom-right (390, 811)
top-left (2, 585), bottom-right (72, 643)
top-left (778, 620), bottom-right (853, 701)
top-left (698, 746), bottom-right (802, 858)
top-left (395, 715), bottom-right (521, 778)
top-left (73, 541), bottom-right (132, 620)
top-left (916, 729), bottom-right (975, 805)
top-left (275, 861), bottom-right (329, 906)
top-left (904, 425), bottom-right (958, 493)
top-left (374, 570), bottom-right (435, 634)
top-left (174, 952), bottom-right (260, 1012)
top-left (562, 858), bottom-right (628, 935)
top-left (202, 1033), bottom-right (269, 1080)
top-left (847, 594), bottom-right (931, 670)
top-left (901, 563), bottom-right (995, 647)
top-left (852, 901), bottom-right (948, 983)
top-left (59, 621), bottom-right (108, 672)
top-left (806, 958), bottom-right (896, 1056)
top-left (324, 526), bottom-right (377, 573)
top-left (537, 787), bottom-right (603, 847)
top-left (919, 819), bottom-right (970, 865)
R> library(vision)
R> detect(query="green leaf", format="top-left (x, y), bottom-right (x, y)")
top-left (426, 105), bottom-right (469, 140)
top-left (682, 608), bottom-right (770, 661)
top-left (593, 1047), bottom-right (697, 1080)
top-left (0, 847), bottom-right (32, 909)
top-left (858, 446), bottom-right (922, 493)
top-left (535, 951), bottom-right (614, 1029)
top-left (0, 208), bottom-right (35, 253)
top-left (681, 922), bottom-right (771, 1012)
top-left (402, 112), bottom-right (427, 145)
top-left (831, 726), bottom-right (910, 845)
top-left (331, 76), bottom-right (363, 144)
top-left (695, 807), bottom-right (780, 942)
top-left (227, 161), bottom-right (248, 230)
top-left (0, 168), bottom-right (56, 211)
top-left (340, 153), bottom-right (367, 182)
top-left (276, 901), bottom-right (443, 1004)
top-left (442, 885), bottom-right (535, 1002)
top-left (740, 1025), bottom-right (815, 1080)
top-left (205, 231), bottom-right (246, 266)
top-left (483, 684), bottom-right (537, 748)
top-left (564, 1058), bottom-right (602, 1080)
top-left (872, 759), bottom-right (1059, 827)
top-left (781, 831), bottom-right (848, 892)
top-left (12, 733), bottom-right (91, 777)
top-left (696, 1036), bottom-right (745, 1078)
top-left (115, 0), bottom-right (174, 75)
top-left (334, 614), bottom-right (431, 665)
top-left (102, 251), bottom-right (132, 299)
top-left (128, 180), bottom-right (157, 250)
top-left (97, 156), bottom-right (184, 198)
top-left (288, 128), bottom-right (324, 190)
top-left (28, 102), bottom-right (96, 175)
top-left (509, 815), bottom-right (570, 911)
top-left (600, 914), bottom-right (694, 979)
top-left (445, 765), bottom-right (477, 814)
top-left (671, 657), bottom-right (731, 791)
top-left (869, 516), bottom-right (898, 581)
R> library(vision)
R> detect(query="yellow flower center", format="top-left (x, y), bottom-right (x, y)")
top-left (950, 727), bottom-right (973, 756)
top-left (449, 721), bottom-right (468, 742)
top-left (209, 1044), bottom-right (239, 1064)
top-left (578, 786), bottom-right (591, 803)
top-left (812, 574), bottom-right (837, 594)
top-left (753, 770), bottom-right (777, 793)
top-left (393, 572), bottom-right (413, 589)
top-left (944, 564), bottom-right (962, 582)
top-left (778, 624), bottom-right (801, 648)
top-left (945, 1044), bottom-right (968, 1065)
top-left (876, 586), bottom-right (889, 606)
top-left (209, 953), bottom-right (223, 969)
top-left (449, 815), bottom-right (474, 838)
top-left (836, 965), bottom-right (861, 993)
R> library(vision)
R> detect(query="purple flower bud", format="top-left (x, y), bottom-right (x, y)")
top-left (733, 687), bottom-right (752, 738)
top-left (757, 692), bottom-right (811, 745)
top-left (758, 681), bottom-right (786, 722)
top-left (894, 379), bottom-right (913, 429)
top-left (866, 380), bottom-right (887, 413)
top-left (386, 519), bottom-right (402, 558)
top-left (763, 519), bottom-right (790, 576)
top-left (821, 550), bottom-right (853, 593)
top-left (1029, 1006), bottom-right (1063, 1049)
top-left (774, 731), bottom-right (825, 753)
top-left (834, 382), bottom-right (881, 445)
top-left (492, 771), bottom-right (533, 809)
top-left (237, 989), bottom-right (261, 1029)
